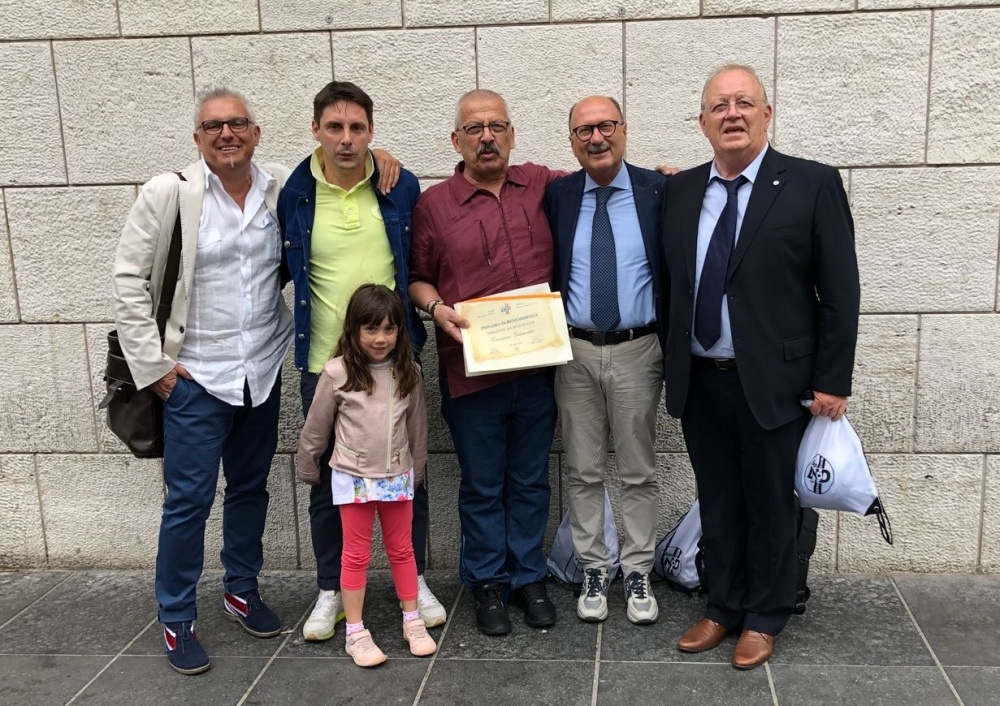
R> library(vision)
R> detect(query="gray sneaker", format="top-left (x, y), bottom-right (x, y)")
top-left (577, 567), bottom-right (610, 622)
top-left (624, 571), bottom-right (659, 625)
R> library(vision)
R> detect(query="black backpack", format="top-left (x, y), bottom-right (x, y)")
top-left (695, 503), bottom-right (820, 615)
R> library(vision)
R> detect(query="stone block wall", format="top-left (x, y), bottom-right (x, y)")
top-left (1, 1), bottom-right (998, 574)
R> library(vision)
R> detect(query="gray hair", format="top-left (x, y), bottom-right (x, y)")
top-left (700, 64), bottom-right (769, 112)
top-left (194, 87), bottom-right (257, 128)
top-left (454, 89), bottom-right (511, 130)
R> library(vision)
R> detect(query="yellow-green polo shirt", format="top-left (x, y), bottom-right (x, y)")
top-left (308, 148), bottom-right (395, 372)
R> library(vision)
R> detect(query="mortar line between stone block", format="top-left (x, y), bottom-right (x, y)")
top-left (764, 662), bottom-right (780, 706)
top-left (81, 324), bottom-right (102, 452)
top-left (994, 205), bottom-right (1000, 312)
top-left (889, 577), bottom-right (966, 706)
top-left (474, 26), bottom-right (480, 89)
top-left (188, 36), bottom-right (196, 98)
top-left (620, 21), bottom-right (626, 114)
top-left (329, 32), bottom-right (336, 79)
top-left (114, 0), bottom-right (123, 37)
top-left (412, 584), bottom-right (465, 705)
top-left (590, 621), bottom-right (603, 706)
top-left (286, 455), bottom-right (303, 570)
top-left (909, 314), bottom-right (921, 453)
top-left (256, 0), bottom-right (264, 34)
top-left (65, 616), bottom-right (158, 705)
top-left (48, 41), bottom-right (71, 187)
top-left (975, 454), bottom-right (988, 572)
top-left (401, 0), bottom-right (407, 28)
top-left (833, 511), bottom-right (840, 573)
top-left (32, 454), bottom-right (52, 567)
top-left (923, 11), bottom-right (935, 165)
top-left (771, 15), bottom-right (779, 147)
top-left (1, 190), bottom-right (23, 322)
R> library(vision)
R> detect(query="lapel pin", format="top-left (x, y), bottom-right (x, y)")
top-left (772, 180), bottom-right (780, 186)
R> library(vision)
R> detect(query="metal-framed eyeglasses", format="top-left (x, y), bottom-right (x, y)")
top-left (706, 99), bottom-right (758, 115)
top-left (456, 121), bottom-right (511, 137)
top-left (197, 118), bottom-right (254, 135)
top-left (570, 120), bottom-right (622, 141)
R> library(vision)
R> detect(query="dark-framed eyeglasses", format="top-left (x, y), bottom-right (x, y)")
top-left (197, 118), bottom-right (254, 135)
top-left (570, 120), bottom-right (622, 141)
top-left (457, 121), bottom-right (511, 137)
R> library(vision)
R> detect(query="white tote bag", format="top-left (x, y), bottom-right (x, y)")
top-left (653, 499), bottom-right (702, 591)
top-left (547, 490), bottom-right (620, 586)
top-left (795, 414), bottom-right (893, 544)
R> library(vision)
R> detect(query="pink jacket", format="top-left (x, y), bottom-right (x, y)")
top-left (296, 357), bottom-right (428, 486)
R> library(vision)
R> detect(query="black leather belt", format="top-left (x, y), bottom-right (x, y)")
top-left (692, 355), bottom-right (737, 370)
top-left (568, 324), bottom-right (656, 346)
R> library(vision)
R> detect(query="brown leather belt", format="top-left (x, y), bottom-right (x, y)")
top-left (568, 324), bottom-right (656, 346)
top-left (692, 355), bottom-right (737, 370)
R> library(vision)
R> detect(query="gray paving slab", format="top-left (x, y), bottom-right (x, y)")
top-left (125, 572), bottom-right (315, 658)
top-left (73, 656), bottom-right (269, 705)
top-left (0, 655), bottom-right (108, 706)
top-left (894, 575), bottom-right (1000, 667)
top-left (770, 576), bottom-right (935, 666)
top-left (596, 662), bottom-right (773, 706)
top-left (0, 571), bottom-right (70, 626)
top-left (944, 666), bottom-right (1000, 706)
top-left (244, 656), bottom-right (427, 705)
top-left (419, 659), bottom-right (594, 706)
top-left (435, 579), bottom-right (596, 661)
top-left (0, 572), bottom-right (153, 655)
top-left (770, 665), bottom-right (959, 706)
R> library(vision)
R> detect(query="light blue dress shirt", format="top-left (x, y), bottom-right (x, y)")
top-left (567, 163), bottom-right (655, 330)
top-left (691, 143), bottom-right (770, 358)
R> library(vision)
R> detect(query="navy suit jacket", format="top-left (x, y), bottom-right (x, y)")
top-left (543, 162), bottom-right (667, 339)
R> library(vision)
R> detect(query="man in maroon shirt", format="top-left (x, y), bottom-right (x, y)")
top-left (410, 89), bottom-right (564, 636)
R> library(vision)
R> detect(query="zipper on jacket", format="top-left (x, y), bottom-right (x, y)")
top-left (386, 367), bottom-right (395, 474)
top-left (496, 195), bottom-right (521, 288)
top-left (521, 205), bottom-right (533, 247)
top-left (478, 221), bottom-right (492, 265)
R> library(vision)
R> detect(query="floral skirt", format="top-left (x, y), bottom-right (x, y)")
top-left (330, 467), bottom-right (414, 505)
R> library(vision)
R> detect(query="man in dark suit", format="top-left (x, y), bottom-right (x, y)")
top-left (545, 96), bottom-right (666, 625)
top-left (660, 65), bottom-right (860, 669)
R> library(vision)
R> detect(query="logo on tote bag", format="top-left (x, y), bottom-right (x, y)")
top-left (806, 454), bottom-right (835, 495)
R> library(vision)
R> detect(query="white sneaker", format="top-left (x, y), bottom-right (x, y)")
top-left (345, 629), bottom-right (386, 668)
top-left (416, 575), bottom-right (447, 627)
top-left (302, 589), bottom-right (345, 642)
top-left (577, 568), bottom-right (609, 622)
top-left (624, 571), bottom-right (659, 625)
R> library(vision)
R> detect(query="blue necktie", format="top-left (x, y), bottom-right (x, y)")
top-left (591, 186), bottom-right (620, 331)
top-left (695, 175), bottom-right (747, 351)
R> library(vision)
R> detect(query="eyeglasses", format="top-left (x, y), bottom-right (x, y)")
top-left (457, 121), bottom-right (511, 137)
top-left (707, 99), bottom-right (758, 115)
top-left (197, 118), bottom-right (253, 135)
top-left (570, 120), bottom-right (622, 140)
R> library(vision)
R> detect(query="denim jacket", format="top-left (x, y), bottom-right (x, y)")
top-left (277, 152), bottom-right (426, 372)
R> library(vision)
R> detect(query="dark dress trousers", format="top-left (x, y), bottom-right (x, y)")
top-left (660, 147), bottom-right (860, 634)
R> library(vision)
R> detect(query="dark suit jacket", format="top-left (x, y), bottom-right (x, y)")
top-left (544, 162), bottom-right (667, 337)
top-left (660, 147), bottom-right (860, 430)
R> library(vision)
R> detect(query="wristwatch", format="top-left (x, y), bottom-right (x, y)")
top-left (427, 299), bottom-right (444, 318)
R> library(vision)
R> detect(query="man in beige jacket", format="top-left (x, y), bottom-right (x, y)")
top-left (111, 88), bottom-right (291, 676)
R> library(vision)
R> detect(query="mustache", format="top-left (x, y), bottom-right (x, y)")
top-left (586, 142), bottom-right (611, 155)
top-left (477, 143), bottom-right (500, 157)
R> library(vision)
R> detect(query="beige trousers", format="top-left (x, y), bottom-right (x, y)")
top-left (555, 333), bottom-right (663, 576)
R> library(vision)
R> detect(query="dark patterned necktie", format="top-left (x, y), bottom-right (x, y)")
top-left (695, 175), bottom-right (747, 350)
top-left (590, 186), bottom-right (620, 331)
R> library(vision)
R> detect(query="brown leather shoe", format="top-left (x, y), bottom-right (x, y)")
top-left (731, 629), bottom-right (774, 669)
top-left (677, 618), bottom-right (732, 653)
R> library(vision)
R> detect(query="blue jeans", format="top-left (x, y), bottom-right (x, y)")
top-left (440, 370), bottom-right (556, 590)
top-left (300, 372), bottom-right (430, 590)
top-left (155, 375), bottom-right (281, 623)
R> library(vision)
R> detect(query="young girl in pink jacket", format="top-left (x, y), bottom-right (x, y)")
top-left (296, 284), bottom-right (435, 667)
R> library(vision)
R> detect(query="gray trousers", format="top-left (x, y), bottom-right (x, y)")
top-left (555, 333), bottom-right (663, 576)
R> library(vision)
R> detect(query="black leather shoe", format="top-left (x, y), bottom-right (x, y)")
top-left (512, 581), bottom-right (557, 628)
top-left (473, 583), bottom-right (511, 636)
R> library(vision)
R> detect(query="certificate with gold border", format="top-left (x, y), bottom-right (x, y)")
top-left (455, 289), bottom-right (573, 377)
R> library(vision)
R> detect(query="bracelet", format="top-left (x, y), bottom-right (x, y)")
top-left (426, 300), bottom-right (444, 318)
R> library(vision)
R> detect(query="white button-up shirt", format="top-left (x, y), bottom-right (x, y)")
top-left (177, 160), bottom-right (293, 406)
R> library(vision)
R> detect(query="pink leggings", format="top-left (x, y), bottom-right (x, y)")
top-left (339, 500), bottom-right (417, 601)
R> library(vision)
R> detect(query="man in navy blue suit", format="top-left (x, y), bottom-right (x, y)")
top-left (544, 96), bottom-right (666, 626)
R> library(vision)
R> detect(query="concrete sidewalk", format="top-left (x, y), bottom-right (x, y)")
top-left (1, 571), bottom-right (997, 705)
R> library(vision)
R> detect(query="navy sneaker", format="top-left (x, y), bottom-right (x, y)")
top-left (163, 621), bottom-right (210, 675)
top-left (223, 589), bottom-right (282, 638)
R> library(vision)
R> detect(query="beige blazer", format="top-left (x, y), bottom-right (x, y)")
top-left (111, 160), bottom-right (290, 391)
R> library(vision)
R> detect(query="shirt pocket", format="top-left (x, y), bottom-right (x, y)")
top-left (196, 228), bottom-right (222, 275)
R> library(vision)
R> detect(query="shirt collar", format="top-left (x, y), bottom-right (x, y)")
top-left (309, 147), bottom-right (375, 193)
top-left (708, 142), bottom-right (769, 185)
top-left (200, 157), bottom-right (275, 193)
top-left (583, 161), bottom-right (631, 193)
top-left (448, 161), bottom-right (528, 205)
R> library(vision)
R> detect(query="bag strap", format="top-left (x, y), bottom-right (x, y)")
top-left (153, 172), bottom-right (187, 339)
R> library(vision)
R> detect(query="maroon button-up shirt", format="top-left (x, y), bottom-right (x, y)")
top-left (410, 161), bottom-right (564, 398)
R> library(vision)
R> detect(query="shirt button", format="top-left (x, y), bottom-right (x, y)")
top-left (298, 333), bottom-right (305, 340)
top-left (179, 326), bottom-right (185, 333)
top-left (284, 240), bottom-right (291, 248)
top-left (299, 300), bottom-right (307, 307)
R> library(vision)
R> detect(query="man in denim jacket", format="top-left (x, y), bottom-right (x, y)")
top-left (277, 81), bottom-right (444, 642)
